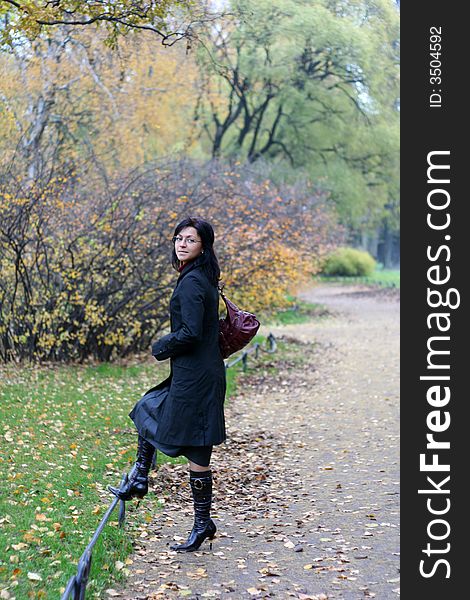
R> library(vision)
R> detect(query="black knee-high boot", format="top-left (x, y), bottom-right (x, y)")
top-left (170, 470), bottom-right (216, 552)
top-left (108, 435), bottom-right (155, 501)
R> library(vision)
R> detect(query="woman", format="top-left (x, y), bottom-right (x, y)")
top-left (109, 216), bottom-right (226, 552)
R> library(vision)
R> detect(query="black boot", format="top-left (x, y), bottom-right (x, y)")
top-left (108, 435), bottom-right (155, 501)
top-left (170, 470), bottom-right (216, 552)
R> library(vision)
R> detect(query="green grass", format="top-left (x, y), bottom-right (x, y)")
top-left (363, 268), bottom-right (400, 287)
top-left (317, 267), bottom-right (400, 288)
top-left (0, 322), bottom-right (298, 599)
top-left (0, 342), bottom-right (267, 599)
top-left (264, 299), bottom-right (328, 326)
top-left (225, 362), bottom-right (238, 398)
top-left (0, 358), bottom-right (184, 599)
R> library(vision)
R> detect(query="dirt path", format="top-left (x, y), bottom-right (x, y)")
top-left (110, 283), bottom-right (400, 600)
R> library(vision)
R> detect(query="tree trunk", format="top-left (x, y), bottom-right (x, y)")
top-left (382, 222), bottom-right (393, 268)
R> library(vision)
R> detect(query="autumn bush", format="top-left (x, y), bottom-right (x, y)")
top-left (321, 247), bottom-right (376, 277)
top-left (0, 158), bottom-right (343, 362)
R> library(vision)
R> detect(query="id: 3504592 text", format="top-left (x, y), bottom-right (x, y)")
top-left (429, 26), bottom-right (442, 108)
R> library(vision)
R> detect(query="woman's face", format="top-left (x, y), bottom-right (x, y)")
top-left (174, 226), bottom-right (203, 265)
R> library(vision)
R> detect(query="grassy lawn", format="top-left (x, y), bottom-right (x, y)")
top-left (0, 328), bottom-right (305, 599)
top-left (363, 268), bottom-right (400, 287)
top-left (265, 296), bottom-right (329, 326)
top-left (0, 358), bottom-right (185, 599)
top-left (316, 267), bottom-right (400, 288)
top-left (0, 340), bottom-right (258, 599)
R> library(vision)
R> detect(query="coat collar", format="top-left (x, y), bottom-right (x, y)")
top-left (176, 253), bottom-right (207, 286)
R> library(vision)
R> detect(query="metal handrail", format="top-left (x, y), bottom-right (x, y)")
top-left (225, 333), bottom-right (277, 371)
top-left (61, 473), bottom-right (128, 600)
top-left (60, 333), bottom-right (276, 599)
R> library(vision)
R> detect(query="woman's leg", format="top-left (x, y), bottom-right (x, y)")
top-left (189, 460), bottom-right (210, 472)
top-left (171, 448), bottom-right (215, 552)
top-left (108, 435), bottom-right (155, 501)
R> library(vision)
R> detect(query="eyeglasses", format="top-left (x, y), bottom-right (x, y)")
top-left (172, 235), bottom-right (202, 245)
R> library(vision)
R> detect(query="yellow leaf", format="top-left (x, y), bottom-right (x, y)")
top-left (12, 543), bottom-right (28, 550)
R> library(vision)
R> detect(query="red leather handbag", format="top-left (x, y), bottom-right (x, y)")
top-left (218, 286), bottom-right (260, 359)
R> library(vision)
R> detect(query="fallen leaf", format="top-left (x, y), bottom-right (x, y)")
top-left (258, 567), bottom-right (280, 576)
top-left (186, 568), bottom-right (207, 580)
top-left (12, 542), bottom-right (28, 550)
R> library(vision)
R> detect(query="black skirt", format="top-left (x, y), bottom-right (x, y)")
top-left (129, 385), bottom-right (213, 467)
top-left (152, 441), bottom-right (212, 467)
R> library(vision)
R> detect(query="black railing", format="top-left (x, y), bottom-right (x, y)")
top-left (225, 332), bottom-right (277, 370)
top-left (61, 334), bottom-right (277, 599)
top-left (61, 473), bottom-right (128, 600)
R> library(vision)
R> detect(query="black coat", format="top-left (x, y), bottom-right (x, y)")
top-left (142, 255), bottom-right (226, 447)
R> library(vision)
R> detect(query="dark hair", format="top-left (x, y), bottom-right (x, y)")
top-left (171, 216), bottom-right (221, 287)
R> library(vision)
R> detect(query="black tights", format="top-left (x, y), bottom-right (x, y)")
top-left (183, 445), bottom-right (213, 468)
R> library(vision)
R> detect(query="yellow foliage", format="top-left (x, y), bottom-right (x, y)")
top-left (0, 161), bottom-right (339, 361)
top-left (0, 29), bottom-right (199, 171)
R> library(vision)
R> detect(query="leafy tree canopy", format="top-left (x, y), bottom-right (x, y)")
top-left (193, 0), bottom-right (399, 232)
top-left (0, 0), bottom-right (200, 47)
